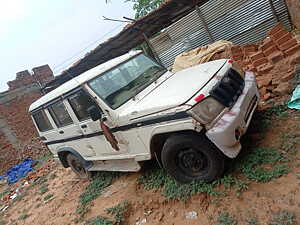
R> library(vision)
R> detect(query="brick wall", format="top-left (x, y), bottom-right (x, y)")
top-left (7, 65), bottom-right (54, 91)
top-left (32, 64), bottom-right (54, 86)
top-left (0, 91), bottom-right (49, 175)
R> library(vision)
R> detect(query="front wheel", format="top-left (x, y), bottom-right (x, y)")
top-left (161, 133), bottom-right (225, 183)
top-left (66, 153), bottom-right (92, 180)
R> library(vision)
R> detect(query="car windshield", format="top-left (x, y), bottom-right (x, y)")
top-left (88, 54), bottom-right (167, 109)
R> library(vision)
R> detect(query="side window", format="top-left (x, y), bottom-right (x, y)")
top-left (32, 110), bottom-right (53, 132)
top-left (68, 90), bottom-right (98, 121)
top-left (48, 101), bottom-right (73, 128)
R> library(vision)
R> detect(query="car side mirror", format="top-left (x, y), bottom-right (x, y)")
top-left (87, 105), bottom-right (102, 121)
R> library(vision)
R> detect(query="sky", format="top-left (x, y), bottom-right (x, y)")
top-left (0, 0), bottom-right (135, 92)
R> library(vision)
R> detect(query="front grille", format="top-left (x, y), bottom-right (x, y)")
top-left (209, 69), bottom-right (245, 107)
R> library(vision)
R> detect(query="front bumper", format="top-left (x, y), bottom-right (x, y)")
top-left (206, 72), bottom-right (259, 158)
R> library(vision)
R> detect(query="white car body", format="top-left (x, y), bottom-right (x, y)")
top-left (29, 51), bottom-right (259, 174)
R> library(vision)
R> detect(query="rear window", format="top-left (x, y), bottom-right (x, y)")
top-left (68, 90), bottom-right (97, 121)
top-left (32, 110), bottom-right (53, 132)
top-left (48, 101), bottom-right (73, 128)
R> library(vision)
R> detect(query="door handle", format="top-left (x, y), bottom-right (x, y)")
top-left (81, 124), bottom-right (87, 129)
top-left (59, 130), bottom-right (64, 134)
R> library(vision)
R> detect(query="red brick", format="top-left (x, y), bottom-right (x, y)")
top-left (260, 38), bottom-right (275, 51)
top-left (273, 82), bottom-right (292, 95)
top-left (250, 51), bottom-right (265, 62)
top-left (243, 45), bottom-right (258, 55)
top-left (268, 51), bottom-right (284, 63)
top-left (289, 54), bottom-right (300, 66)
top-left (284, 44), bottom-right (300, 56)
top-left (278, 39), bottom-right (297, 51)
top-left (260, 87), bottom-right (267, 96)
top-left (231, 46), bottom-right (242, 54)
top-left (270, 29), bottom-right (290, 41)
top-left (257, 63), bottom-right (274, 73)
top-left (276, 33), bottom-right (293, 46)
top-left (263, 92), bottom-right (272, 101)
top-left (263, 45), bottom-right (279, 57)
top-left (252, 57), bottom-right (268, 67)
top-left (257, 76), bottom-right (272, 88)
top-left (281, 71), bottom-right (295, 82)
top-left (232, 55), bottom-right (244, 61)
top-left (267, 23), bottom-right (285, 36)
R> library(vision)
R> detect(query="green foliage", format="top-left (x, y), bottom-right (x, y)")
top-left (39, 183), bottom-right (49, 194)
top-left (125, 0), bottom-right (164, 18)
top-left (215, 212), bottom-right (237, 225)
top-left (77, 172), bottom-right (119, 217)
top-left (218, 175), bottom-right (249, 195)
top-left (269, 211), bottom-right (296, 225)
top-left (246, 217), bottom-right (258, 225)
top-left (138, 168), bottom-right (218, 201)
top-left (0, 190), bottom-right (9, 199)
top-left (43, 193), bottom-right (54, 201)
top-left (106, 201), bottom-right (129, 224)
top-left (280, 133), bottom-right (300, 154)
top-left (85, 216), bottom-right (113, 225)
top-left (237, 147), bottom-right (289, 182)
top-left (18, 214), bottom-right (30, 220)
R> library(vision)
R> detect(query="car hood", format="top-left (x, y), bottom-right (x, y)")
top-left (121, 59), bottom-right (227, 119)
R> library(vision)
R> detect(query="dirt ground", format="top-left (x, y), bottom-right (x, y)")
top-left (0, 106), bottom-right (300, 225)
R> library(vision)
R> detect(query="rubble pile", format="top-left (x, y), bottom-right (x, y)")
top-left (231, 24), bottom-right (300, 101)
top-left (0, 92), bottom-right (49, 175)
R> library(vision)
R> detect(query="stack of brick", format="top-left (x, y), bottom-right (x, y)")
top-left (231, 23), bottom-right (300, 101)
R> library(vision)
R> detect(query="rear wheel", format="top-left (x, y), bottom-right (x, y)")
top-left (161, 134), bottom-right (225, 183)
top-left (66, 153), bottom-right (92, 180)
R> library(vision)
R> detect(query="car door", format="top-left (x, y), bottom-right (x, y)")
top-left (66, 89), bottom-right (115, 157)
top-left (46, 99), bottom-right (96, 157)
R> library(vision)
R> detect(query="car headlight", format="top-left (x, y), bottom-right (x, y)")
top-left (187, 97), bottom-right (225, 124)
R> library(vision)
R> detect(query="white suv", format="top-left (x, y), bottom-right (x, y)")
top-left (29, 51), bottom-right (259, 183)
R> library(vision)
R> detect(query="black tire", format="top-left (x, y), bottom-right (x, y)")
top-left (161, 133), bottom-right (225, 183)
top-left (66, 153), bottom-right (92, 180)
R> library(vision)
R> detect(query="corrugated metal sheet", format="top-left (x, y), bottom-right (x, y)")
top-left (150, 0), bottom-right (291, 68)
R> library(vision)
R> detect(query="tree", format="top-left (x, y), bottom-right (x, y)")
top-left (125, 0), bottom-right (164, 18)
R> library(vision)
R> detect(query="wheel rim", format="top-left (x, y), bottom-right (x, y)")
top-left (177, 148), bottom-right (209, 177)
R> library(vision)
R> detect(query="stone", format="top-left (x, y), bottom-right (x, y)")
top-left (136, 218), bottom-right (147, 225)
top-left (185, 211), bottom-right (198, 220)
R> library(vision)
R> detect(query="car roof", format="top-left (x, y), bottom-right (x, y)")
top-left (29, 50), bottom-right (142, 112)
